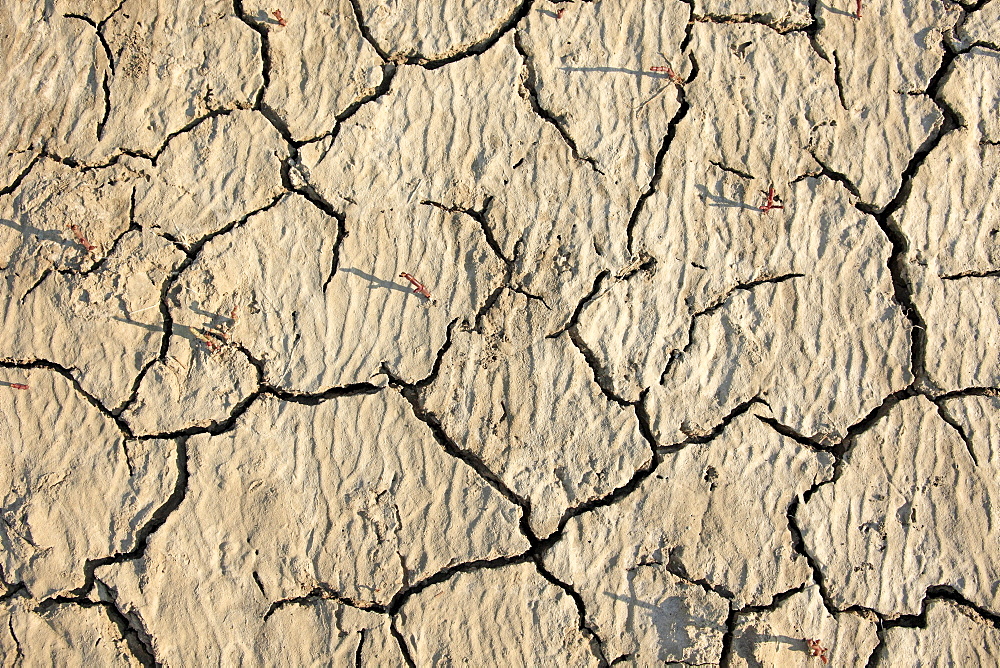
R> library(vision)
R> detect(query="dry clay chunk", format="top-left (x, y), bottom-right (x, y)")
top-left (167, 191), bottom-right (501, 391)
top-left (98, 391), bottom-right (526, 666)
top-left (942, 393), bottom-right (1000, 466)
top-left (879, 598), bottom-right (1000, 664)
top-left (259, 599), bottom-right (402, 666)
top-left (897, 132), bottom-right (1000, 390)
top-left (355, 0), bottom-right (524, 62)
top-left (299, 35), bottom-right (628, 324)
top-left (957, 0), bottom-right (1000, 47)
top-left (0, 6), bottom-right (107, 185)
top-left (519, 0), bottom-right (688, 184)
top-left (692, 0), bottom-right (811, 30)
top-left (424, 291), bottom-right (651, 537)
top-left (134, 110), bottom-right (287, 246)
top-left (0, 157), bottom-right (143, 284)
top-left (940, 48), bottom-right (1000, 143)
top-left (798, 395), bottom-right (1000, 616)
top-left (543, 408), bottom-right (831, 665)
top-left (243, 0), bottom-right (385, 141)
top-left (0, 368), bottom-right (177, 599)
top-left (1, 599), bottom-right (140, 667)
top-left (811, 0), bottom-right (957, 208)
top-left (684, 23), bottom-right (839, 185)
top-left (100, 0), bottom-right (262, 155)
top-left (585, 172), bottom-right (910, 442)
top-left (0, 230), bottom-right (184, 409)
top-left (397, 562), bottom-right (598, 667)
top-left (726, 584), bottom-right (878, 667)
top-left (120, 330), bottom-right (260, 436)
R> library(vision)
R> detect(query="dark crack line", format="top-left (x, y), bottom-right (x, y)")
top-left (547, 270), bottom-right (608, 339)
top-left (421, 196), bottom-right (510, 265)
top-left (661, 274), bottom-right (804, 385)
top-left (354, 628), bottom-right (366, 667)
top-left (37, 437), bottom-right (189, 603)
top-left (32, 595), bottom-right (157, 667)
top-left (513, 31), bottom-right (604, 174)
top-left (346, 0), bottom-right (392, 62)
top-left (626, 96), bottom-right (692, 255)
top-left (786, 497), bottom-right (841, 617)
top-left (154, 193), bottom-right (286, 362)
top-left (387, 552), bottom-right (535, 616)
top-left (678, 0), bottom-right (696, 52)
top-left (233, 0), bottom-right (272, 111)
top-left (0, 357), bottom-right (135, 438)
top-left (866, 586), bottom-right (1000, 667)
top-left (327, 63), bottom-right (398, 143)
top-left (831, 51), bottom-right (850, 111)
top-left (0, 152), bottom-right (43, 197)
top-left (692, 12), bottom-right (811, 34)
top-left (932, 398), bottom-right (979, 466)
top-left (755, 414), bottom-right (836, 452)
top-left (7, 615), bottom-right (23, 663)
top-left (941, 268), bottom-right (1000, 280)
top-left (385, 370), bottom-right (536, 543)
top-left (719, 585), bottom-right (808, 665)
top-left (389, 615), bottom-right (417, 668)
top-left (263, 584), bottom-right (386, 621)
top-left (534, 557), bottom-right (611, 667)
top-left (567, 326), bottom-right (631, 407)
top-left (708, 160), bottom-right (754, 180)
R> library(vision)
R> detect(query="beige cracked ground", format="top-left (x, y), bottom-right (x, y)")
top-left (1, 0), bottom-right (999, 665)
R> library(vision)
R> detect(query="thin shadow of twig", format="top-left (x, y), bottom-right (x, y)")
top-left (341, 267), bottom-right (412, 295)
top-left (695, 185), bottom-right (761, 211)
top-left (560, 66), bottom-right (671, 78)
top-left (816, 0), bottom-right (857, 18)
top-left (0, 217), bottom-right (75, 247)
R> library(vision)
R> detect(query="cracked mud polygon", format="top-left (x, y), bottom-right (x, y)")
top-left (2, 0), bottom-right (1000, 665)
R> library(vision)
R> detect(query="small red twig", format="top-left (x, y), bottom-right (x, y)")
top-left (805, 639), bottom-right (829, 664)
top-left (855, 0), bottom-right (862, 19)
top-left (399, 272), bottom-right (432, 300)
top-left (759, 186), bottom-right (784, 213)
top-left (68, 224), bottom-right (96, 253)
top-left (197, 329), bottom-right (223, 353)
top-left (8, 383), bottom-right (29, 390)
top-left (650, 65), bottom-right (685, 86)
top-left (556, 7), bottom-right (566, 18)
top-left (272, 9), bottom-right (287, 26)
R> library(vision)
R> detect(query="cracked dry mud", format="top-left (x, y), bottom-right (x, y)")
top-left (1, 0), bottom-right (998, 666)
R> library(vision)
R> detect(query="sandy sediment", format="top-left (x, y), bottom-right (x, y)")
top-left (2, 0), bottom-right (999, 665)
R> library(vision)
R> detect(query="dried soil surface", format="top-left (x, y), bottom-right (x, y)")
top-left (2, 0), bottom-right (999, 665)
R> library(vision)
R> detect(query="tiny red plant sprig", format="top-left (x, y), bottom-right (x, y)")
top-left (650, 65), bottom-right (685, 86)
top-left (759, 186), bottom-right (784, 213)
top-left (805, 639), bottom-right (829, 664)
top-left (855, 0), bottom-right (862, 19)
top-left (197, 328), bottom-right (223, 353)
top-left (273, 9), bottom-right (287, 26)
top-left (9, 383), bottom-right (29, 390)
top-left (400, 272), bottom-right (432, 299)
top-left (556, 7), bottom-right (565, 18)
top-left (68, 224), bottom-right (96, 253)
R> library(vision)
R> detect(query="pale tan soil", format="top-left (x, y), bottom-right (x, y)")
top-left (2, 0), bottom-right (999, 666)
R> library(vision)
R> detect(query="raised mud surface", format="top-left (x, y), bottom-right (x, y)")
top-left (2, 0), bottom-right (999, 665)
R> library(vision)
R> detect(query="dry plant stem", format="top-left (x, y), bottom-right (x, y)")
top-left (855, 0), bottom-right (862, 19)
top-left (272, 9), bottom-right (287, 27)
top-left (805, 638), bottom-right (830, 664)
top-left (759, 186), bottom-right (784, 213)
top-left (68, 224), bottom-right (96, 253)
top-left (650, 65), bottom-right (685, 86)
top-left (399, 272), bottom-right (433, 299)
top-left (8, 383), bottom-right (29, 390)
